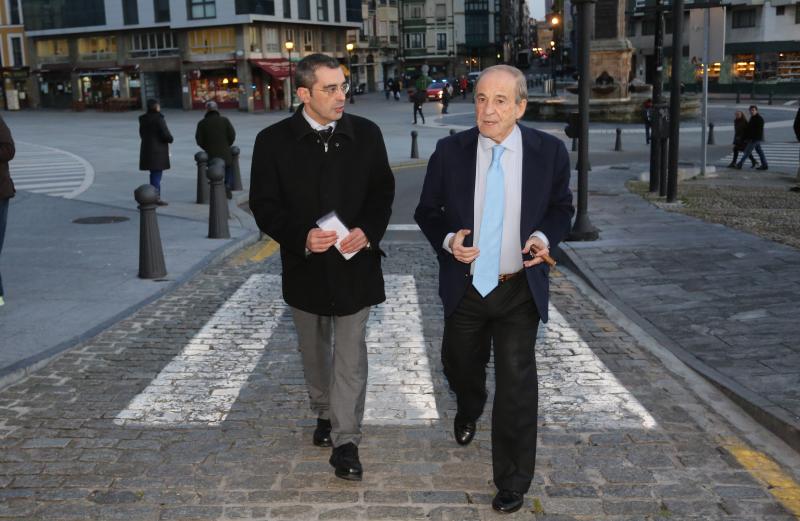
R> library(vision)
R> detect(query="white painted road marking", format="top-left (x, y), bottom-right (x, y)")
top-left (717, 142), bottom-right (800, 169)
top-left (12, 141), bottom-right (94, 198)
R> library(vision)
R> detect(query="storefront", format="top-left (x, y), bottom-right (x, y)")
top-left (74, 67), bottom-right (141, 109)
top-left (36, 64), bottom-right (73, 109)
top-left (188, 67), bottom-right (240, 110)
top-left (0, 68), bottom-right (31, 110)
top-left (250, 59), bottom-right (291, 111)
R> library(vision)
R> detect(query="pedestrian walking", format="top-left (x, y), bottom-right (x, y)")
top-left (735, 105), bottom-right (768, 170)
top-left (384, 78), bottom-right (392, 100)
top-left (392, 77), bottom-right (400, 100)
top-left (441, 82), bottom-right (452, 114)
top-left (642, 98), bottom-right (653, 145)
top-left (0, 115), bottom-right (15, 307)
top-left (249, 54), bottom-right (394, 482)
top-left (459, 75), bottom-right (468, 99)
top-left (415, 65), bottom-right (574, 514)
top-left (728, 110), bottom-right (756, 169)
top-left (196, 101), bottom-right (237, 198)
top-left (794, 104), bottom-right (800, 178)
top-left (138, 99), bottom-right (173, 206)
top-left (412, 88), bottom-right (426, 124)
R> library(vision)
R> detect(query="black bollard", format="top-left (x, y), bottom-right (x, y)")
top-left (411, 130), bottom-right (419, 159)
top-left (614, 128), bottom-right (622, 151)
top-left (768, 90), bottom-right (773, 105)
top-left (207, 158), bottom-right (231, 239)
top-left (707, 123), bottom-right (715, 145)
top-left (572, 137), bottom-right (577, 152)
top-left (134, 184), bottom-right (167, 279)
top-left (449, 129), bottom-right (457, 136)
top-left (230, 146), bottom-right (243, 191)
top-left (735, 88), bottom-right (740, 104)
top-left (195, 151), bottom-right (209, 204)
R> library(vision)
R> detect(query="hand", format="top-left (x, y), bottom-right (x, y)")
top-left (306, 228), bottom-right (338, 253)
top-left (522, 236), bottom-right (549, 268)
top-left (340, 227), bottom-right (369, 254)
top-left (450, 229), bottom-right (479, 264)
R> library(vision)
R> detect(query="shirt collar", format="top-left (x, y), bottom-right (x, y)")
top-left (302, 107), bottom-right (338, 132)
top-left (478, 124), bottom-right (521, 154)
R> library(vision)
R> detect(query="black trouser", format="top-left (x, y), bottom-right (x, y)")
top-left (413, 103), bottom-right (425, 124)
top-left (442, 273), bottom-right (540, 493)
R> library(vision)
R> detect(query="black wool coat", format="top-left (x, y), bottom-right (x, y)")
top-left (249, 107), bottom-right (395, 316)
top-left (746, 113), bottom-right (765, 142)
top-left (195, 111), bottom-right (236, 166)
top-left (0, 115), bottom-right (15, 200)
top-left (139, 111), bottom-right (173, 171)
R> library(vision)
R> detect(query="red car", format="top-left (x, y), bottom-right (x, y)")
top-left (426, 81), bottom-right (446, 101)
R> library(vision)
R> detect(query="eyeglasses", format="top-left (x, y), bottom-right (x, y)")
top-left (315, 83), bottom-right (350, 96)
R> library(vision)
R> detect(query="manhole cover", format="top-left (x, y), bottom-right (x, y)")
top-left (73, 216), bottom-right (130, 224)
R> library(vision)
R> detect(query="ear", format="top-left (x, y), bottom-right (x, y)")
top-left (515, 98), bottom-right (528, 120)
top-left (297, 86), bottom-right (311, 104)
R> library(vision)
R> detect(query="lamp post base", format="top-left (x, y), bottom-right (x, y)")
top-left (567, 214), bottom-right (599, 241)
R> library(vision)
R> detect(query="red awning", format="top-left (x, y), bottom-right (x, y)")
top-left (251, 59), bottom-right (291, 80)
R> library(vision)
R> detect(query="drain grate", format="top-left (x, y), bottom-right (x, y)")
top-left (73, 216), bottom-right (130, 224)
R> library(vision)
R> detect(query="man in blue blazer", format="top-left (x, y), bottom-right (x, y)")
top-left (414, 65), bottom-right (574, 513)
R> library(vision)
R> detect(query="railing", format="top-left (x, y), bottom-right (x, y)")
top-left (79, 52), bottom-right (116, 61)
top-left (37, 54), bottom-right (70, 64)
top-left (129, 48), bottom-right (180, 59)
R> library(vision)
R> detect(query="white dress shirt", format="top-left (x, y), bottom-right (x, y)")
top-left (444, 125), bottom-right (549, 275)
top-left (302, 108), bottom-right (337, 132)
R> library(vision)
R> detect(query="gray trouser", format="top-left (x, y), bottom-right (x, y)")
top-left (291, 306), bottom-right (370, 447)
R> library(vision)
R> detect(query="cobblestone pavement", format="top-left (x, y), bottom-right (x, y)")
top-left (1, 241), bottom-right (798, 520)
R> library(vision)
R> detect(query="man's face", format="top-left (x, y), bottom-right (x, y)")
top-left (298, 66), bottom-right (347, 126)
top-left (474, 70), bottom-right (527, 143)
top-left (750, 107), bottom-right (758, 116)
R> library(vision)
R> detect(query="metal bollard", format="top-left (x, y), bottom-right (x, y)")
top-left (614, 128), bottom-right (622, 152)
top-left (735, 88), bottom-right (741, 104)
top-left (230, 146), bottom-right (243, 191)
top-left (195, 151), bottom-right (209, 204)
top-left (449, 129), bottom-right (457, 136)
top-left (410, 130), bottom-right (419, 159)
top-left (134, 184), bottom-right (167, 279)
top-left (707, 123), bottom-right (715, 145)
top-left (572, 137), bottom-right (577, 152)
top-left (768, 90), bottom-right (773, 105)
top-left (207, 158), bottom-right (231, 239)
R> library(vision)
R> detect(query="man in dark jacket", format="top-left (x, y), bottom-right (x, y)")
top-left (736, 105), bottom-right (768, 170)
top-left (0, 115), bottom-right (15, 307)
top-left (794, 104), bottom-right (800, 180)
top-left (139, 99), bottom-right (173, 206)
top-left (249, 54), bottom-right (394, 481)
top-left (195, 101), bottom-right (236, 198)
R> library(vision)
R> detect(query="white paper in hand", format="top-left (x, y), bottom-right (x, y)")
top-left (316, 211), bottom-right (356, 260)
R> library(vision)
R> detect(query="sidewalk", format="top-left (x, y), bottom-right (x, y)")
top-left (557, 163), bottom-right (800, 453)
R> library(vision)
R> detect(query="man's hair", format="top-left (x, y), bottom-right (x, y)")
top-left (206, 100), bottom-right (218, 111)
top-left (749, 105), bottom-right (758, 111)
top-left (146, 98), bottom-right (159, 112)
top-left (295, 53), bottom-right (342, 90)
top-left (475, 65), bottom-right (527, 103)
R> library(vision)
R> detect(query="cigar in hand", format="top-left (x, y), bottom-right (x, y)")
top-left (526, 250), bottom-right (557, 267)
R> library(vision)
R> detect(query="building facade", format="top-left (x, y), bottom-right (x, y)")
top-left (1, 0), bottom-right (29, 110)
top-left (627, 0), bottom-right (800, 94)
top-left (351, 0), bottom-right (399, 92)
top-left (23, 0), bottom-right (361, 111)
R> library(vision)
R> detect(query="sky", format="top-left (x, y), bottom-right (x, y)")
top-left (529, 0), bottom-right (545, 20)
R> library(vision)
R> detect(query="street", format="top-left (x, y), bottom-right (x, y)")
top-left (1, 93), bottom-right (799, 520)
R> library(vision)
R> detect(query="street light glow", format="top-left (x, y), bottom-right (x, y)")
top-left (284, 41), bottom-right (294, 51)
top-left (346, 42), bottom-right (354, 52)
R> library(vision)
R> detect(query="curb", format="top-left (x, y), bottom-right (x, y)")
top-left (554, 242), bottom-right (800, 454)
top-left (0, 223), bottom-right (261, 392)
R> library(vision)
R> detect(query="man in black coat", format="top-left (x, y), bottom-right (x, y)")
top-left (196, 101), bottom-right (236, 197)
top-left (794, 104), bottom-right (800, 179)
top-left (139, 99), bottom-right (173, 205)
top-left (736, 105), bottom-right (768, 170)
top-left (249, 54), bottom-right (394, 481)
top-left (0, 114), bottom-right (15, 307)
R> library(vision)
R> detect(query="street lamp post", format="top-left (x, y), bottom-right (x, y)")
top-left (550, 14), bottom-right (560, 97)
top-left (285, 40), bottom-right (294, 113)
top-left (346, 42), bottom-right (355, 104)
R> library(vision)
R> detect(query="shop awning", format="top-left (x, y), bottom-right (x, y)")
top-left (251, 59), bottom-right (291, 79)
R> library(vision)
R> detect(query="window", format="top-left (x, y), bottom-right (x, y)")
top-left (188, 27), bottom-right (235, 54)
top-left (317, 0), bottom-right (329, 21)
top-left (407, 4), bottom-right (422, 18)
top-left (732, 8), bottom-right (756, 28)
top-left (154, 0), bottom-right (170, 21)
top-left (236, 0), bottom-right (275, 14)
top-left (285, 28), bottom-right (295, 44)
top-left (796, 5), bottom-right (800, 23)
top-left (10, 36), bottom-right (23, 66)
top-left (435, 3), bottom-right (446, 20)
top-left (405, 32), bottom-right (424, 48)
top-left (436, 32), bottom-right (446, 50)
top-left (298, 0), bottom-right (311, 18)
top-left (776, 6), bottom-right (785, 16)
top-left (263, 27), bottom-right (279, 51)
top-left (188, 0), bottom-right (216, 19)
top-left (642, 19), bottom-right (654, 35)
top-left (130, 31), bottom-right (178, 57)
top-left (303, 29), bottom-right (313, 51)
top-left (464, 0), bottom-right (487, 12)
top-left (123, 0), bottom-right (139, 25)
top-left (334, 0), bottom-right (340, 21)
top-left (346, 0), bottom-right (361, 22)
top-left (22, 0), bottom-right (106, 30)
top-left (78, 36), bottom-right (117, 59)
top-left (321, 31), bottom-right (334, 51)
top-left (36, 39), bottom-right (69, 61)
top-left (9, 0), bottom-right (21, 25)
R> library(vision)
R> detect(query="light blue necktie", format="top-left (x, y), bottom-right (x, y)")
top-left (473, 144), bottom-right (505, 297)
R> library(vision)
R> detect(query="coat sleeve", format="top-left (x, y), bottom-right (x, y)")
top-left (414, 140), bottom-right (449, 257)
top-left (159, 117), bottom-right (174, 144)
top-left (795, 109), bottom-right (800, 142)
top-left (533, 139), bottom-right (574, 247)
top-left (353, 126), bottom-right (394, 247)
top-left (195, 122), bottom-right (203, 149)
top-left (248, 130), bottom-right (310, 256)
top-left (227, 119), bottom-right (236, 145)
top-left (0, 117), bottom-right (15, 163)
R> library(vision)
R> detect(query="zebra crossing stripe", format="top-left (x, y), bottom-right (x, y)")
top-left (13, 141), bottom-right (94, 198)
top-left (717, 142), bottom-right (799, 168)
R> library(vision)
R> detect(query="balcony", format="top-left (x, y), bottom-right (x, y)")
top-left (129, 48), bottom-right (180, 59)
top-left (79, 52), bottom-right (116, 61)
top-left (37, 54), bottom-right (70, 64)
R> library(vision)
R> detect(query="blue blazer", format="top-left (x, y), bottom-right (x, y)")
top-left (414, 124), bottom-right (574, 322)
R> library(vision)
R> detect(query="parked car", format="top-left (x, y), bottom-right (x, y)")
top-left (426, 81), bottom-right (445, 101)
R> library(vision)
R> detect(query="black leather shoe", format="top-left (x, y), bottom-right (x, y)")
top-left (329, 442), bottom-right (363, 481)
top-left (492, 490), bottom-right (524, 514)
top-left (454, 419), bottom-right (476, 446)
top-left (313, 418), bottom-right (332, 447)
top-left (757, 165), bottom-right (768, 170)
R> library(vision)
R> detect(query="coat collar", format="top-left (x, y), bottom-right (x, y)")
top-left (289, 104), bottom-right (356, 142)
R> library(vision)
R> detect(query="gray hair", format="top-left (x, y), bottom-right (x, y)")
top-left (295, 53), bottom-right (342, 90)
top-left (475, 65), bottom-right (527, 103)
top-left (205, 100), bottom-right (218, 111)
